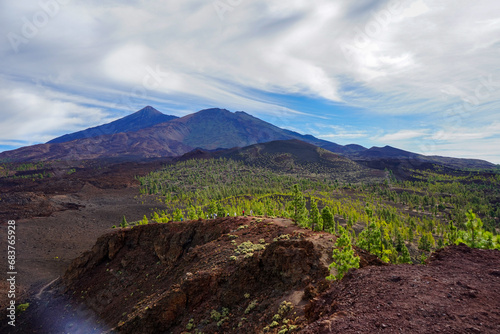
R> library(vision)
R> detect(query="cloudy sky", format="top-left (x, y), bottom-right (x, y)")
top-left (1, 0), bottom-right (499, 163)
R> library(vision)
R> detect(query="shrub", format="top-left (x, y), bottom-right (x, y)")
top-left (244, 300), bottom-right (258, 314)
top-left (236, 241), bottom-right (266, 255)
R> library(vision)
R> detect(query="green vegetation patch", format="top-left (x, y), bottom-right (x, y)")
top-left (234, 241), bottom-right (266, 256)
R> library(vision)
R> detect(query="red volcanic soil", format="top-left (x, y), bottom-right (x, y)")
top-left (304, 244), bottom-right (500, 334)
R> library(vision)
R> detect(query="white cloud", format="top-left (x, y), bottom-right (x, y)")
top-left (376, 129), bottom-right (429, 142)
top-left (423, 138), bottom-right (500, 165)
top-left (0, 79), bottom-right (109, 144)
top-left (0, 0), bottom-right (499, 163)
top-left (320, 133), bottom-right (367, 139)
top-left (430, 122), bottom-right (500, 141)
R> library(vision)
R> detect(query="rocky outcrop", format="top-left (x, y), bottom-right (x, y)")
top-left (59, 217), bottom-right (338, 333)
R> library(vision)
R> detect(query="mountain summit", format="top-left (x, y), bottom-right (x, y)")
top-left (47, 106), bottom-right (177, 144)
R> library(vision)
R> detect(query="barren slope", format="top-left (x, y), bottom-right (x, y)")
top-left (303, 244), bottom-right (500, 333)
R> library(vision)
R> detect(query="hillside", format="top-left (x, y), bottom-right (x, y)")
top-left (178, 139), bottom-right (384, 183)
top-left (348, 145), bottom-right (497, 171)
top-left (2, 217), bottom-right (341, 333)
top-left (4, 219), bottom-right (499, 334)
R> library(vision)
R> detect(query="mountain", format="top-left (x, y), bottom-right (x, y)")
top-left (47, 106), bottom-right (177, 144)
top-left (152, 108), bottom-right (352, 151)
top-left (0, 107), bottom-right (496, 171)
top-left (0, 108), bottom-right (360, 162)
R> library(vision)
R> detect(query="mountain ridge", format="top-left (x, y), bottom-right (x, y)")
top-left (0, 107), bottom-right (496, 170)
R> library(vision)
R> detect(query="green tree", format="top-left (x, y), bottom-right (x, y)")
top-left (357, 222), bottom-right (382, 256)
top-left (173, 209), bottom-right (184, 221)
top-left (321, 206), bottom-right (334, 233)
top-left (420, 252), bottom-right (428, 264)
top-left (207, 201), bottom-right (217, 216)
top-left (217, 202), bottom-right (226, 217)
top-left (120, 215), bottom-right (128, 228)
top-left (187, 206), bottom-right (198, 220)
top-left (364, 203), bottom-right (373, 220)
top-left (292, 184), bottom-right (308, 227)
top-left (418, 233), bottom-right (431, 251)
top-left (394, 228), bottom-right (405, 252)
top-left (327, 226), bottom-right (360, 280)
top-left (397, 243), bottom-right (412, 264)
top-left (140, 215), bottom-right (149, 225)
top-left (197, 207), bottom-right (205, 219)
top-left (310, 199), bottom-right (322, 231)
top-left (465, 209), bottom-right (483, 248)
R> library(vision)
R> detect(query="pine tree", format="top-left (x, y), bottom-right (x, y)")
top-left (408, 226), bottom-right (414, 242)
top-left (327, 226), bottom-right (360, 280)
top-left (207, 201), bottom-right (217, 216)
top-left (292, 184), bottom-right (308, 227)
top-left (394, 228), bottom-right (405, 252)
top-left (418, 233), bottom-right (431, 251)
top-left (310, 199), bottom-right (322, 231)
top-left (321, 206), bottom-right (334, 233)
top-left (397, 243), bottom-right (412, 264)
top-left (120, 215), bottom-right (128, 228)
top-left (364, 203), bottom-right (373, 220)
top-left (187, 206), bottom-right (198, 220)
top-left (420, 252), bottom-right (428, 264)
top-left (217, 202), bottom-right (226, 218)
top-left (357, 222), bottom-right (382, 256)
top-left (173, 209), bottom-right (184, 221)
top-left (197, 207), bottom-right (205, 219)
top-left (447, 221), bottom-right (458, 245)
top-left (465, 209), bottom-right (483, 248)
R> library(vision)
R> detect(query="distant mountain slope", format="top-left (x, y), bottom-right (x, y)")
top-left (348, 145), bottom-right (497, 170)
top-left (47, 106), bottom-right (177, 144)
top-left (177, 139), bottom-right (386, 183)
top-left (217, 139), bottom-right (363, 172)
top-left (347, 145), bottom-right (418, 160)
top-left (424, 155), bottom-right (497, 170)
top-left (0, 133), bottom-right (191, 162)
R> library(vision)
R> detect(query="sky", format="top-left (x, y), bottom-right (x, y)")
top-left (1, 0), bottom-right (499, 164)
